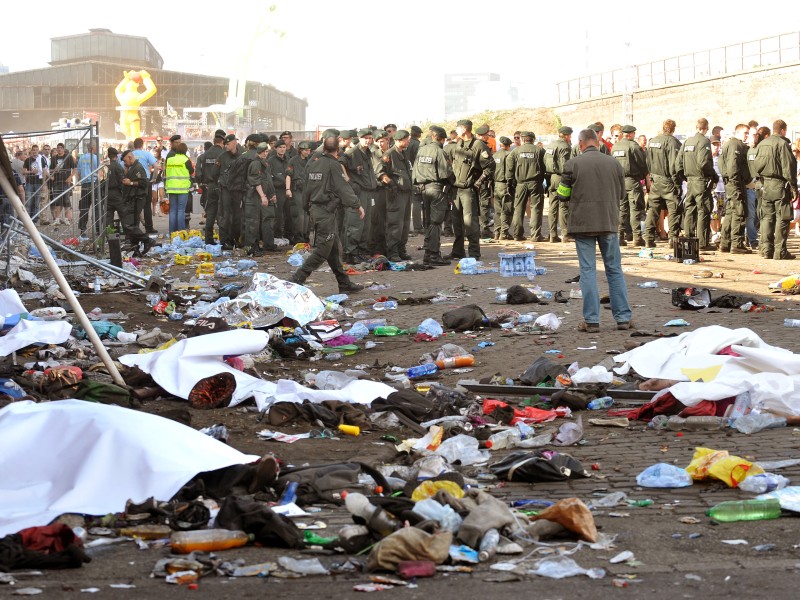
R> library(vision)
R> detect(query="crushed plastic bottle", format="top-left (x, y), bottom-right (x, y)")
top-left (738, 473), bottom-right (790, 494)
top-left (199, 424), bottom-right (229, 442)
top-left (487, 428), bottom-right (522, 450)
top-left (417, 318), bottom-right (444, 338)
top-left (407, 363), bottom-right (438, 379)
top-left (435, 355), bottom-right (475, 369)
top-left (372, 301), bottom-right (398, 311)
top-left (733, 413), bottom-right (787, 434)
top-left (373, 325), bottom-right (403, 336)
top-left (412, 499), bottom-right (463, 533)
top-left (637, 281), bottom-right (659, 288)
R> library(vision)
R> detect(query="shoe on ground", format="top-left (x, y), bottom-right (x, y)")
top-left (577, 321), bottom-right (599, 333)
top-left (550, 236), bottom-right (561, 243)
top-left (635, 237), bottom-right (646, 247)
top-left (626, 234), bottom-right (634, 242)
top-left (387, 255), bottom-right (403, 262)
top-left (502, 234), bottom-right (514, 240)
top-left (424, 256), bottom-right (451, 266)
top-left (533, 235), bottom-right (547, 242)
top-left (146, 229), bottom-right (158, 234)
top-left (774, 252), bottom-right (796, 260)
top-left (338, 281), bottom-right (364, 293)
top-left (399, 253), bottom-right (413, 261)
top-left (442, 253), bottom-right (463, 261)
top-left (565, 274), bottom-right (580, 283)
top-left (141, 238), bottom-right (156, 255)
top-left (731, 246), bottom-right (752, 254)
top-left (617, 321), bottom-right (634, 330)
top-left (619, 238), bottom-right (628, 247)
top-left (247, 454), bottom-right (280, 493)
top-left (700, 245), bottom-right (718, 251)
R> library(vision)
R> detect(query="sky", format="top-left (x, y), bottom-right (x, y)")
top-left (3, 0), bottom-right (800, 129)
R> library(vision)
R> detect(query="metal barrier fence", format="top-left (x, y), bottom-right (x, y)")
top-left (1, 124), bottom-right (111, 266)
top-left (557, 31), bottom-right (800, 103)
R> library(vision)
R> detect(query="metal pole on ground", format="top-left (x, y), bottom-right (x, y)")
top-left (0, 169), bottom-right (127, 387)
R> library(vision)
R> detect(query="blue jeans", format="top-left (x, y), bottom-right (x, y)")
top-left (168, 193), bottom-right (188, 235)
top-left (24, 183), bottom-right (41, 222)
top-left (575, 233), bottom-right (632, 324)
top-left (745, 188), bottom-right (758, 246)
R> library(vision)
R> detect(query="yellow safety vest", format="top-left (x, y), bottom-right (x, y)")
top-left (164, 154), bottom-right (192, 194)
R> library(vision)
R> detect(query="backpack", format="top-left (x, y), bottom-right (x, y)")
top-left (442, 304), bottom-right (488, 331)
top-left (225, 154), bottom-right (254, 192)
top-left (274, 462), bottom-right (390, 506)
top-left (489, 450), bottom-right (591, 483)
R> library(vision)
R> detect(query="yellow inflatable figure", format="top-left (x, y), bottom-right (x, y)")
top-left (114, 70), bottom-right (157, 141)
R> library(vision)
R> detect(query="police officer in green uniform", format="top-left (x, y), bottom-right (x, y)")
top-left (508, 131), bottom-right (546, 241)
top-left (242, 142), bottom-right (277, 256)
top-left (412, 125), bottom-right (453, 265)
top-left (719, 124), bottom-right (753, 254)
top-left (200, 129), bottom-right (226, 245)
top-left (474, 124), bottom-right (496, 238)
top-left (290, 129), bottom-right (365, 292)
top-left (492, 136), bottom-right (515, 240)
top-left (754, 119), bottom-right (798, 260)
top-left (217, 134), bottom-right (244, 249)
top-left (342, 129), bottom-right (378, 262)
top-left (371, 130), bottom-right (391, 256)
top-left (644, 119), bottom-right (683, 248)
top-left (677, 118), bottom-right (717, 249)
top-left (120, 150), bottom-right (154, 256)
top-left (268, 140), bottom-right (294, 242)
top-left (544, 126), bottom-right (573, 242)
top-left (611, 124), bottom-right (647, 247)
top-left (286, 141), bottom-right (312, 242)
top-left (408, 125), bottom-right (424, 234)
top-left (446, 119), bottom-right (493, 259)
top-left (382, 130), bottom-right (414, 261)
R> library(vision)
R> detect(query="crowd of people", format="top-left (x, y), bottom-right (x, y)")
top-left (2, 118), bottom-right (799, 268)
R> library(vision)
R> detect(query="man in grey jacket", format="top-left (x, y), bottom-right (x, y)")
top-left (559, 129), bottom-right (632, 333)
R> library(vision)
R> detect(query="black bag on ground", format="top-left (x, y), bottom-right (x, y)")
top-left (216, 496), bottom-right (304, 548)
top-left (275, 462), bottom-right (390, 506)
top-left (489, 450), bottom-right (591, 483)
top-left (442, 304), bottom-right (488, 331)
top-left (371, 389), bottom-right (460, 434)
top-left (520, 357), bottom-right (568, 386)
top-left (709, 293), bottom-right (759, 309)
top-left (671, 287), bottom-right (711, 310)
top-left (506, 285), bottom-right (539, 304)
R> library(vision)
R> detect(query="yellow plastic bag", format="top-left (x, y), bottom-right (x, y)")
top-left (174, 254), bottom-right (192, 265)
top-left (411, 479), bottom-right (465, 502)
top-left (686, 447), bottom-right (764, 488)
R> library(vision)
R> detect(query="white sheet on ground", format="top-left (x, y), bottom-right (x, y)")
top-left (0, 400), bottom-right (258, 536)
top-left (119, 329), bottom-right (396, 412)
top-left (614, 326), bottom-right (800, 415)
top-left (0, 319), bottom-right (72, 357)
top-left (0, 289), bottom-right (27, 318)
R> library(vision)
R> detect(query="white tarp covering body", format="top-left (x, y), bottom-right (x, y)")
top-left (614, 326), bottom-right (800, 415)
top-left (0, 400), bottom-right (258, 536)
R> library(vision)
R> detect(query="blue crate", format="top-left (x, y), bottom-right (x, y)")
top-left (499, 252), bottom-right (536, 277)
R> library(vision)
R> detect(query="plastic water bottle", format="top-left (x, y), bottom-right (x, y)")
top-left (487, 428), bottom-right (521, 450)
top-left (784, 319), bottom-right (800, 327)
top-left (435, 355), bottom-right (475, 369)
top-left (407, 363), bottom-right (438, 379)
top-left (478, 529), bottom-right (500, 562)
top-left (587, 396), bottom-right (614, 410)
top-left (666, 416), bottom-right (726, 431)
top-left (637, 281), bottom-right (658, 288)
top-left (733, 413), bottom-right (787, 434)
top-left (496, 293), bottom-right (508, 302)
top-left (94, 276), bottom-right (101, 294)
top-left (279, 481), bottom-right (299, 505)
top-left (170, 529), bottom-right (253, 554)
top-left (539, 290), bottom-right (554, 300)
top-left (372, 301), bottom-right (398, 311)
top-left (169, 312), bottom-right (183, 321)
top-left (706, 498), bottom-right (782, 522)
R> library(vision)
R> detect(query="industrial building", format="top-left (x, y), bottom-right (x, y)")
top-left (0, 29), bottom-right (307, 139)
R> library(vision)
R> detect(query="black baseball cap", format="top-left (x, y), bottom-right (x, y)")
top-left (224, 134), bottom-right (238, 143)
top-left (169, 134), bottom-right (181, 142)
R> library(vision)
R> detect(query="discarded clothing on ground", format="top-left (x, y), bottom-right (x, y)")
top-left (0, 524), bottom-right (90, 571)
